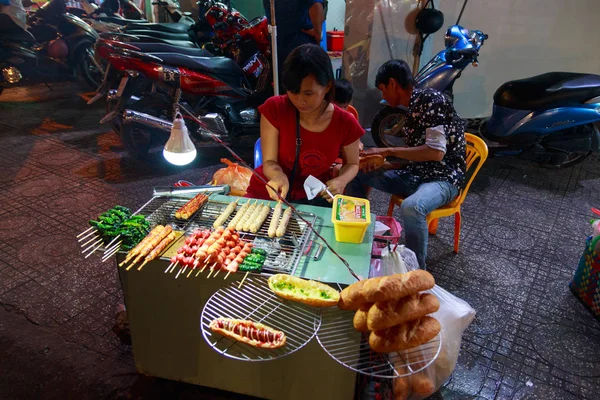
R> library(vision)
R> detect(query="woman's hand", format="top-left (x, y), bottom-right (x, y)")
top-left (265, 173), bottom-right (290, 201)
top-left (321, 177), bottom-right (347, 203)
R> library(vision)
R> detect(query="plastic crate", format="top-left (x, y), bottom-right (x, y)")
top-left (371, 216), bottom-right (402, 257)
top-left (326, 31), bottom-right (344, 51)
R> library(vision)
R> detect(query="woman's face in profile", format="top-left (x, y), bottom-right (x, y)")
top-left (287, 75), bottom-right (331, 114)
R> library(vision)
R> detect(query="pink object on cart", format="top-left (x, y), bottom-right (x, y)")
top-left (371, 216), bottom-right (402, 257)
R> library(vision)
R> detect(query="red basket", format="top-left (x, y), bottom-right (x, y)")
top-left (371, 216), bottom-right (402, 257)
top-left (326, 31), bottom-right (344, 52)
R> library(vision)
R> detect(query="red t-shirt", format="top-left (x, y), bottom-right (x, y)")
top-left (245, 95), bottom-right (364, 201)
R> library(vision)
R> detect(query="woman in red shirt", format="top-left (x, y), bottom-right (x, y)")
top-left (245, 44), bottom-right (364, 204)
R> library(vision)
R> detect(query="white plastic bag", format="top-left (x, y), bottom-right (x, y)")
top-left (375, 246), bottom-right (476, 399)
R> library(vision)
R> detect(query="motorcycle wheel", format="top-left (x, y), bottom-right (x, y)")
top-left (545, 150), bottom-right (591, 169)
top-left (120, 96), bottom-right (172, 163)
top-left (371, 106), bottom-right (407, 148)
top-left (78, 42), bottom-right (104, 90)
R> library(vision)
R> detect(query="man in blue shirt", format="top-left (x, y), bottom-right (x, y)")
top-left (263, 0), bottom-right (325, 73)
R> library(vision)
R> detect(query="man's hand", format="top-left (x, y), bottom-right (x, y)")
top-left (302, 28), bottom-right (322, 42)
top-left (265, 173), bottom-right (290, 201)
top-left (360, 147), bottom-right (389, 158)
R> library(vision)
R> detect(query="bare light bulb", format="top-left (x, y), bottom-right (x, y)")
top-left (163, 113), bottom-right (197, 166)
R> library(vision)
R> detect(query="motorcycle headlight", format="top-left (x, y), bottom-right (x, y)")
top-left (2, 66), bottom-right (22, 84)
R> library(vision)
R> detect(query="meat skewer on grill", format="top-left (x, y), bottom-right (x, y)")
top-left (267, 202), bottom-right (282, 238)
top-left (213, 200), bottom-right (238, 228)
top-left (126, 225), bottom-right (173, 271)
top-left (119, 225), bottom-right (164, 267)
top-left (137, 231), bottom-right (177, 271)
top-left (175, 193), bottom-right (209, 220)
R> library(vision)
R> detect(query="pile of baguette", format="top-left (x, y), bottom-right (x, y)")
top-left (339, 270), bottom-right (443, 400)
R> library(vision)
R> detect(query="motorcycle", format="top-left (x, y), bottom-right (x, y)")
top-left (0, 0), bottom-right (103, 90)
top-left (97, 11), bottom-right (270, 161)
top-left (371, 25), bottom-right (600, 168)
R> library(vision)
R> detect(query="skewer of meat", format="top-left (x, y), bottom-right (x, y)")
top-left (228, 200), bottom-right (252, 229)
top-left (138, 231), bottom-right (177, 271)
top-left (267, 203), bottom-right (282, 238)
top-left (175, 193), bottom-right (208, 220)
top-left (224, 242), bottom-right (254, 279)
top-left (249, 204), bottom-right (270, 233)
top-left (126, 225), bottom-right (173, 271)
top-left (276, 207), bottom-right (293, 238)
top-left (119, 225), bottom-right (164, 267)
top-left (213, 201), bottom-right (238, 228)
top-left (237, 201), bottom-right (260, 231)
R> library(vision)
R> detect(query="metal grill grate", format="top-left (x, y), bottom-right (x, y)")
top-left (135, 196), bottom-right (316, 275)
top-left (200, 275), bottom-right (321, 362)
top-left (317, 306), bottom-right (442, 379)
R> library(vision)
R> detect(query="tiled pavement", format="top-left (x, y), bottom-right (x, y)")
top-left (1, 83), bottom-right (599, 399)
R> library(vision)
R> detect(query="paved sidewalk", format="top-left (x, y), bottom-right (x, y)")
top-left (1, 82), bottom-right (600, 400)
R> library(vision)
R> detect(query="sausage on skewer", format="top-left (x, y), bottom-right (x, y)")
top-left (120, 225), bottom-right (164, 266)
top-left (138, 231), bottom-right (177, 270)
top-left (276, 208), bottom-right (293, 238)
top-left (228, 201), bottom-right (251, 229)
top-left (250, 204), bottom-right (270, 234)
top-left (213, 201), bottom-right (238, 228)
top-left (268, 203), bottom-right (282, 238)
top-left (236, 201), bottom-right (258, 231)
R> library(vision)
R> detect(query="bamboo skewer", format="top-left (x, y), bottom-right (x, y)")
top-left (165, 262), bottom-right (174, 273)
top-left (81, 235), bottom-right (100, 247)
top-left (85, 242), bottom-right (105, 259)
top-left (78, 230), bottom-right (97, 242)
top-left (125, 261), bottom-right (137, 271)
top-left (77, 226), bottom-right (94, 238)
top-left (224, 271), bottom-right (231, 280)
top-left (169, 261), bottom-right (179, 273)
top-left (214, 269), bottom-right (221, 277)
top-left (82, 237), bottom-right (104, 253)
top-left (102, 244), bottom-right (121, 262)
top-left (195, 268), bottom-right (203, 277)
top-left (104, 234), bottom-right (122, 249)
top-left (238, 272), bottom-right (249, 289)
top-left (137, 260), bottom-right (149, 271)
top-left (186, 268), bottom-right (195, 278)
top-left (175, 266), bottom-right (184, 279)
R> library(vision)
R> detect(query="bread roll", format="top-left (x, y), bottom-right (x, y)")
top-left (339, 271), bottom-right (434, 310)
top-left (392, 365), bottom-right (410, 400)
top-left (369, 316), bottom-right (441, 353)
top-left (352, 303), bottom-right (372, 332)
top-left (359, 154), bottom-right (385, 172)
top-left (411, 373), bottom-right (435, 396)
top-left (338, 279), bottom-right (371, 310)
top-left (367, 293), bottom-right (440, 331)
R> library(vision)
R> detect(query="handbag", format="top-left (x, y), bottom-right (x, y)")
top-left (569, 235), bottom-right (600, 320)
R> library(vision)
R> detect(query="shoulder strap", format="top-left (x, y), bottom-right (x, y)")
top-left (287, 109), bottom-right (302, 200)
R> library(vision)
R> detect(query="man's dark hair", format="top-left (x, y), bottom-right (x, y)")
top-left (334, 79), bottom-right (353, 105)
top-left (375, 60), bottom-right (414, 88)
top-left (282, 44), bottom-right (335, 103)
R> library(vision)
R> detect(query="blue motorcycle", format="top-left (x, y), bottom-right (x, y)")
top-left (371, 25), bottom-right (600, 168)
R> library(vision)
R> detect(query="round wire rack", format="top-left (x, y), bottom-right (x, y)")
top-left (317, 307), bottom-right (442, 378)
top-left (201, 275), bottom-right (322, 362)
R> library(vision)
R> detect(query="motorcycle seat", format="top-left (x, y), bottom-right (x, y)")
top-left (125, 22), bottom-right (190, 33)
top-left (494, 72), bottom-right (600, 110)
top-left (152, 53), bottom-right (246, 88)
top-left (135, 43), bottom-right (213, 57)
top-left (124, 29), bottom-right (190, 41)
top-left (94, 16), bottom-right (148, 26)
top-left (0, 30), bottom-right (36, 43)
top-left (125, 35), bottom-right (198, 48)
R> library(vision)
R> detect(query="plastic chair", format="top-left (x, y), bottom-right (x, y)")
top-left (254, 137), bottom-right (262, 168)
top-left (386, 133), bottom-right (489, 253)
top-left (347, 104), bottom-right (359, 121)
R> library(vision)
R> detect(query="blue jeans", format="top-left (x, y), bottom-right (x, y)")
top-left (347, 170), bottom-right (459, 269)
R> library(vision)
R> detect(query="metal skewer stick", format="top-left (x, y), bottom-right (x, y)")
top-left (77, 226), bottom-right (94, 238)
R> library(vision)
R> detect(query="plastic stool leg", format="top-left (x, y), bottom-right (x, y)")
top-left (453, 212), bottom-right (461, 253)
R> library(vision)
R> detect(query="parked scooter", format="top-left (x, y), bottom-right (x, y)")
top-left (371, 25), bottom-right (600, 168)
top-left (96, 12), bottom-right (270, 161)
top-left (0, 0), bottom-right (103, 90)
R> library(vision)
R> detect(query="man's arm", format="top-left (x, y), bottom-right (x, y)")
top-left (302, 1), bottom-right (324, 42)
top-left (366, 145), bottom-right (445, 162)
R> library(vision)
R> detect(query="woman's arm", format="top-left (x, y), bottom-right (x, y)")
top-left (260, 115), bottom-right (290, 200)
top-left (324, 139), bottom-right (360, 200)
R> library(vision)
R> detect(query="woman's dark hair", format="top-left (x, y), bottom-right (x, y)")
top-left (334, 79), bottom-right (354, 105)
top-left (282, 44), bottom-right (335, 103)
top-left (375, 60), bottom-right (414, 89)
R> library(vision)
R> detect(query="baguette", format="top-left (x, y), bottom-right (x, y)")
top-left (369, 316), bottom-right (441, 353)
top-left (339, 271), bottom-right (434, 309)
top-left (359, 154), bottom-right (385, 172)
top-left (392, 366), bottom-right (410, 400)
top-left (268, 274), bottom-right (340, 307)
top-left (411, 373), bottom-right (435, 397)
top-left (209, 318), bottom-right (286, 349)
top-left (367, 293), bottom-right (440, 331)
top-left (352, 303), bottom-right (372, 332)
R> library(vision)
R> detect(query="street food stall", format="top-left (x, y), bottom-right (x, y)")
top-left (78, 187), bottom-right (444, 400)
